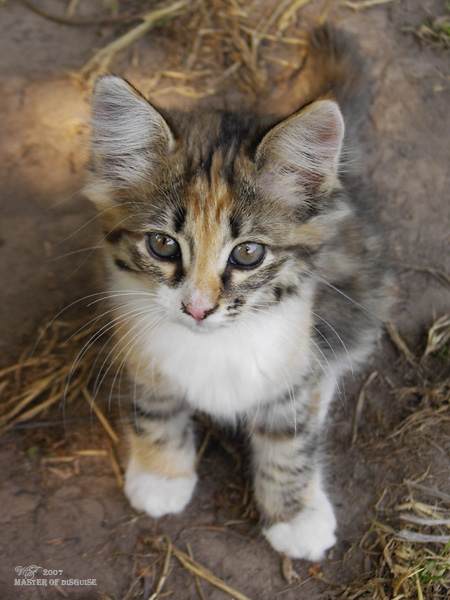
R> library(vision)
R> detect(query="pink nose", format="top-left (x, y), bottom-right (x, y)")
top-left (182, 302), bottom-right (216, 322)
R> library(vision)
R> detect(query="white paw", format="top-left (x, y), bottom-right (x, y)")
top-left (263, 491), bottom-right (336, 561)
top-left (124, 463), bottom-right (197, 518)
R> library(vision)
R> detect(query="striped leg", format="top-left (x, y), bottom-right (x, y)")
top-left (248, 378), bottom-right (337, 561)
top-left (124, 395), bottom-right (197, 518)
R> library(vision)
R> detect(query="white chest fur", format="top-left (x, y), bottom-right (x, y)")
top-left (125, 298), bottom-right (314, 419)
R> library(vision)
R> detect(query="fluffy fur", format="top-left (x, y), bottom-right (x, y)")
top-left (85, 25), bottom-right (391, 560)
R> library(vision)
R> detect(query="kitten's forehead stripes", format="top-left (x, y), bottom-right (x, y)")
top-left (179, 110), bottom-right (277, 183)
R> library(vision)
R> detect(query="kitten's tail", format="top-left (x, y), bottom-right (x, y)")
top-left (264, 25), bottom-right (369, 141)
top-left (304, 25), bottom-right (369, 134)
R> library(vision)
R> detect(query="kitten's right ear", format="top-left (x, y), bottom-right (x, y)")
top-left (89, 75), bottom-right (174, 191)
top-left (255, 100), bottom-right (344, 207)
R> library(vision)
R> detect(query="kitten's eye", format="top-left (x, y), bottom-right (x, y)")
top-left (229, 242), bottom-right (265, 268)
top-left (147, 233), bottom-right (181, 260)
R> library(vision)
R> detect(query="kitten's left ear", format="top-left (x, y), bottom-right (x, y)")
top-left (256, 99), bottom-right (344, 206)
top-left (90, 75), bottom-right (175, 187)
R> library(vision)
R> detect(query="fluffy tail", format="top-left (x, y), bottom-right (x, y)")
top-left (304, 25), bottom-right (369, 133)
top-left (262, 25), bottom-right (370, 141)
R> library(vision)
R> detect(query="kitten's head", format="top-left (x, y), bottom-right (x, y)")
top-left (85, 76), bottom-right (346, 331)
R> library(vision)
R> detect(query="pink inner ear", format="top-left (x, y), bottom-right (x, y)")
top-left (91, 75), bottom-right (174, 184)
top-left (256, 100), bottom-right (345, 203)
top-left (299, 100), bottom-right (345, 161)
top-left (316, 120), bottom-right (344, 157)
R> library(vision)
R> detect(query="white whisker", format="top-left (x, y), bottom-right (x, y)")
top-left (91, 308), bottom-right (165, 401)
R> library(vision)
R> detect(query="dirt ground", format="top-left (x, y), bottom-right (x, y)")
top-left (1, 1), bottom-right (449, 599)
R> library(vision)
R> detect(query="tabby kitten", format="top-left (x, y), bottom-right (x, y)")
top-left (85, 26), bottom-right (391, 560)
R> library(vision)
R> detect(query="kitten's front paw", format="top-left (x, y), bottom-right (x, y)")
top-left (124, 463), bottom-right (197, 518)
top-left (263, 490), bottom-right (336, 561)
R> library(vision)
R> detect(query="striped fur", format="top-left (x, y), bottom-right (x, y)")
top-left (85, 25), bottom-right (392, 560)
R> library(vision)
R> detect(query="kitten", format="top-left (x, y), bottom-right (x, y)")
top-left (85, 25), bottom-right (391, 561)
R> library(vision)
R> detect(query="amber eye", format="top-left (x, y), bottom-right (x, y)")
top-left (147, 233), bottom-right (181, 260)
top-left (229, 242), bottom-right (265, 268)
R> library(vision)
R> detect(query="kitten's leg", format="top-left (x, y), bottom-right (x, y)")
top-left (124, 396), bottom-right (197, 518)
top-left (248, 378), bottom-right (336, 561)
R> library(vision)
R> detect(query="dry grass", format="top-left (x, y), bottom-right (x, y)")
top-left (152, 535), bottom-right (253, 600)
top-left (74, 1), bottom-right (189, 87)
top-left (341, 313), bottom-right (450, 600)
top-left (24, 0), bottom-right (315, 95)
top-left (343, 484), bottom-right (450, 600)
top-left (0, 308), bottom-right (116, 439)
top-left (122, 535), bottom-right (253, 600)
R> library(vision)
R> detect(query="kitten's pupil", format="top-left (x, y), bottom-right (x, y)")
top-left (147, 233), bottom-right (180, 260)
top-left (230, 242), bottom-right (265, 268)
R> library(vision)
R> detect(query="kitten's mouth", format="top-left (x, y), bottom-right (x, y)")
top-left (179, 310), bottom-right (226, 333)
top-left (183, 320), bottom-right (218, 334)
